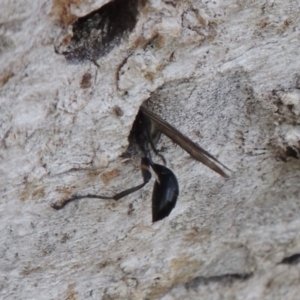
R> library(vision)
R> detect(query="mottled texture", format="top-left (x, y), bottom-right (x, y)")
top-left (1, 0), bottom-right (300, 299)
top-left (60, 0), bottom-right (143, 62)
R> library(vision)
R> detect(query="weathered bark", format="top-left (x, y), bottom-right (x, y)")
top-left (1, 0), bottom-right (300, 299)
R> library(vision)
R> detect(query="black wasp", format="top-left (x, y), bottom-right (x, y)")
top-left (52, 105), bottom-right (230, 222)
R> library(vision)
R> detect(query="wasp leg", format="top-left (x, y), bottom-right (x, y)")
top-left (148, 136), bottom-right (167, 165)
top-left (142, 112), bottom-right (166, 165)
top-left (52, 157), bottom-right (152, 210)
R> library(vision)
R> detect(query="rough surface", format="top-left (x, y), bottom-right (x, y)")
top-left (1, 0), bottom-right (300, 299)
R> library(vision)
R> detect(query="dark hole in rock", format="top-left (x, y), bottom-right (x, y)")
top-left (280, 253), bottom-right (300, 265)
top-left (63, 0), bottom-right (144, 63)
top-left (285, 146), bottom-right (299, 159)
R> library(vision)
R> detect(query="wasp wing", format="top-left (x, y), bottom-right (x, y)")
top-left (140, 105), bottom-right (230, 178)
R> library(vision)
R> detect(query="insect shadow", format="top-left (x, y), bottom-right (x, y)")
top-left (52, 105), bottom-right (230, 222)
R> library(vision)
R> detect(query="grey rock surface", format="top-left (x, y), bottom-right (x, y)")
top-left (0, 0), bottom-right (300, 299)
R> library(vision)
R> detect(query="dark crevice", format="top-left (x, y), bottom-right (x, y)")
top-left (62, 0), bottom-right (144, 63)
top-left (279, 253), bottom-right (300, 265)
top-left (285, 146), bottom-right (299, 159)
top-left (185, 273), bottom-right (253, 289)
